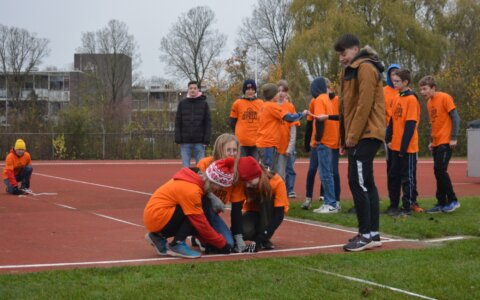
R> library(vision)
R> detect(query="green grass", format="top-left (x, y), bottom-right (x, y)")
top-left (1, 197), bottom-right (479, 299)
top-left (288, 197), bottom-right (480, 239)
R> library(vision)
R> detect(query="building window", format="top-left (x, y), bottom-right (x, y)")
top-left (64, 76), bottom-right (70, 91)
top-left (50, 76), bottom-right (64, 91)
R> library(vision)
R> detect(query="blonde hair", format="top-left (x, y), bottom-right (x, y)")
top-left (212, 133), bottom-right (240, 182)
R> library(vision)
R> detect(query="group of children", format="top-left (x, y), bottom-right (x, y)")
top-left (1, 63), bottom-right (460, 258)
top-left (143, 67), bottom-right (461, 257)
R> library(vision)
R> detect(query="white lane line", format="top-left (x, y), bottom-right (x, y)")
top-left (283, 217), bottom-right (395, 241)
top-left (305, 267), bottom-right (437, 300)
top-left (35, 172), bottom-right (152, 196)
top-left (424, 236), bottom-right (468, 243)
top-left (0, 240), bottom-right (409, 270)
top-left (55, 203), bottom-right (77, 210)
top-left (92, 213), bottom-right (144, 228)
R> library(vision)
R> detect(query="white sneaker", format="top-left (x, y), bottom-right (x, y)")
top-left (301, 198), bottom-right (312, 210)
top-left (313, 204), bottom-right (339, 214)
top-left (21, 188), bottom-right (33, 194)
top-left (318, 196), bottom-right (324, 201)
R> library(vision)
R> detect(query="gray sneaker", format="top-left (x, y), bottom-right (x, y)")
top-left (145, 232), bottom-right (168, 256)
top-left (301, 197), bottom-right (312, 210)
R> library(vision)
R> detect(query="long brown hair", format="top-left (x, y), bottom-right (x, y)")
top-left (245, 164), bottom-right (275, 204)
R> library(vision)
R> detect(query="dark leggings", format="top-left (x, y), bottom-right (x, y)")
top-left (159, 206), bottom-right (194, 245)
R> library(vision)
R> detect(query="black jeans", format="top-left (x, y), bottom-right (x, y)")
top-left (159, 206), bottom-right (194, 244)
top-left (347, 139), bottom-right (382, 234)
top-left (432, 144), bottom-right (457, 205)
top-left (242, 199), bottom-right (274, 241)
top-left (388, 151), bottom-right (418, 210)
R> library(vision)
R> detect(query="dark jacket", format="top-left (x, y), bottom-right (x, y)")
top-left (340, 46), bottom-right (386, 146)
top-left (174, 94), bottom-right (211, 144)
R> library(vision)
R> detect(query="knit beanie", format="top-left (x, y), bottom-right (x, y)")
top-left (261, 83), bottom-right (278, 101)
top-left (206, 157), bottom-right (235, 187)
top-left (237, 156), bottom-right (262, 181)
top-left (14, 139), bottom-right (26, 150)
top-left (242, 79), bottom-right (257, 94)
top-left (310, 77), bottom-right (327, 98)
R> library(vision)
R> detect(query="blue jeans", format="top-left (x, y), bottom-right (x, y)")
top-left (285, 151), bottom-right (297, 193)
top-left (316, 144), bottom-right (336, 207)
top-left (257, 147), bottom-right (277, 170)
top-left (203, 201), bottom-right (234, 248)
top-left (180, 143), bottom-right (205, 167)
top-left (306, 148), bottom-right (319, 198)
top-left (4, 165), bottom-right (33, 193)
top-left (332, 149), bottom-right (341, 202)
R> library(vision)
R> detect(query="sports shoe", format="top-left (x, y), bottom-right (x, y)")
top-left (288, 191), bottom-right (297, 198)
top-left (425, 204), bottom-right (444, 214)
top-left (20, 187), bottom-right (33, 194)
top-left (145, 232), bottom-right (167, 256)
top-left (390, 208), bottom-right (412, 217)
top-left (371, 234), bottom-right (382, 247)
top-left (411, 203), bottom-right (424, 213)
top-left (167, 241), bottom-right (201, 258)
top-left (343, 234), bottom-right (374, 252)
top-left (319, 196), bottom-right (324, 201)
top-left (384, 206), bottom-right (400, 215)
top-left (442, 201), bottom-right (461, 213)
top-left (301, 197), bottom-right (312, 210)
top-left (313, 204), bottom-right (339, 214)
top-left (261, 239), bottom-right (275, 250)
top-left (190, 236), bottom-right (205, 252)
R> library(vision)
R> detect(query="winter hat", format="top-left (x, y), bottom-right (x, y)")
top-left (206, 157), bottom-right (235, 187)
top-left (242, 79), bottom-right (257, 94)
top-left (310, 77), bottom-right (327, 98)
top-left (238, 156), bottom-right (262, 181)
top-left (261, 83), bottom-right (278, 101)
top-left (14, 139), bottom-right (26, 150)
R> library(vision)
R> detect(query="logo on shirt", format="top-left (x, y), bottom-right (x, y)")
top-left (242, 108), bottom-right (258, 123)
top-left (430, 107), bottom-right (438, 123)
top-left (393, 103), bottom-right (403, 120)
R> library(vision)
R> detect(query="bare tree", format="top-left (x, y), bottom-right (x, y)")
top-left (77, 19), bottom-right (140, 105)
top-left (237, 0), bottom-right (294, 74)
top-left (0, 24), bottom-right (50, 117)
top-left (159, 6), bottom-right (227, 87)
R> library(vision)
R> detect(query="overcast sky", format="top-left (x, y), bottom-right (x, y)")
top-left (1, 0), bottom-right (258, 80)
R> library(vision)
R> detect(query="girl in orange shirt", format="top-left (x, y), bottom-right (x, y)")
top-left (237, 156), bottom-right (289, 252)
top-left (144, 157), bottom-right (235, 258)
top-left (197, 133), bottom-right (249, 252)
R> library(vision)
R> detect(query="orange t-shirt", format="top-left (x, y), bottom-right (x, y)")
top-left (384, 85), bottom-right (398, 125)
top-left (307, 97), bottom-right (318, 147)
top-left (390, 93), bottom-right (420, 153)
top-left (277, 101), bottom-right (300, 154)
top-left (197, 156), bottom-right (245, 203)
top-left (243, 174), bottom-right (289, 214)
top-left (427, 92), bottom-right (456, 147)
top-left (256, 101), bottom-right (288, 148)
top-left (2, 151), bottom-right (32, 180)
top-left (143, 178), bottom-right (204, 233)
top-left (230, 98), bottom-right (264, 147)
top-left (311, 94), bottom-right (340, 149)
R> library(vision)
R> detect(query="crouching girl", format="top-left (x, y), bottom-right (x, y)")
top-left (237, 156), bottom-right (289, 252)
top-left (143, 157), bottom-right (235, 258)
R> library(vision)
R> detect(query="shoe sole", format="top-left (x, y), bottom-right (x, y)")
top-left (343, 242), bottom-right (375, 252)
top-left (313, 210), bottom-right (339, 214)
top-left (443, 203), bottom-right (461, 213)
top-left (372, 240), bottom-right (382, 247)
top-left (145, 233), bottom-right (167, 256)
top-left (166, 249), bottom-right (201, 259)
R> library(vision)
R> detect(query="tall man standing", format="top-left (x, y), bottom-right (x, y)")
top-left (175, 81), bottom-right (211, 167)
top-left (334, 34), bottom-right (386, 252)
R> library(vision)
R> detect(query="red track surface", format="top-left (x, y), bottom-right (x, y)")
top-left (0, 159), bottom-right (477, 273)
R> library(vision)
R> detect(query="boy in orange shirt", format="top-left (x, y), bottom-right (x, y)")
top-left (419, 75), bottom-right (461, 213)
top-left (307, 77), bottom-right (341, 213)
top-left (229, 79), bottom-right (264, 159)
top-left (256, 83), bottom-right (305, 170)
top-left (3, 139), bottom-right (33, 195)
top-left (144, 157), bottom-right (235, 258)
top-left (384, 64), bottom-right (400, 174)
top-left (385, 69), bottom-right (422, 216)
